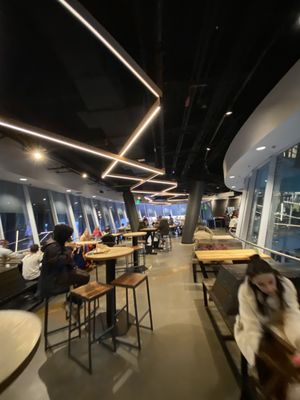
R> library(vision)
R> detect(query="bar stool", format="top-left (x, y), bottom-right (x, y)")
top-left (68, 281), bottom-right (116, 373)
top-left (44, 291), bottom-right (81, 351)
top-left (161, 233), bottom-right (172, 252)
top-left (111, 273), bottom-right (153, 350)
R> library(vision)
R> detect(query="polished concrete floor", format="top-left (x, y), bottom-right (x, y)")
top-left (1, 238), bottom-right (239, 400)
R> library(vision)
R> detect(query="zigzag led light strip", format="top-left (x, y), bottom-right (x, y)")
top-left (57, 0), bottom-right (163, 185)
top-left (0, 118), bottom-right (164, 175)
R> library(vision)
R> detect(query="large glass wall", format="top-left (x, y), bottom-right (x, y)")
top-left (0, 180), bottom-right (33, 250)
top-left (91, 199), bottom-right (105, 231)
top-left (52, 192), bottom-right (70, 225)
top-left (247, 162), bottom-right (269, 244)
top-left (266, 144), bottom-right (300, 257)
top-left (70, 195), bottom-right (85, 236)
top-left (83, 199), bottom-right (95, 233)
top-left (29, 187), bottom-right (54, 243)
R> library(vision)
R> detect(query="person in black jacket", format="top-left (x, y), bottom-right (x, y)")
top-left (39, 224), bottom-right (89, 298)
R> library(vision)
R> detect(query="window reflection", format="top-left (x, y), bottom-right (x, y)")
top-left (0, 180), bottom-right (33, 249)
top-left (266, 144), bottom-right (300, 259)
top-left (247, 163), bottom-right (269, 244)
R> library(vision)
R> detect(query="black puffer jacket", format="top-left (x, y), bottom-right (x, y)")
top-left (40, 239), bottom-right (74, 298)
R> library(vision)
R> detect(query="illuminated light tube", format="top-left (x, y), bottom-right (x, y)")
top-left (131, 190), bottom-right (187, 196)
top-left (57, 0), bottom-right (161, 98)
top-left (0, 119), bottom-right (164, 175)
top-left (106, 174), bottom-right (141, 182)
top-left (102, 101), bottom-right (161, 178)
top-left (129, 172), bottom-right (160, 191)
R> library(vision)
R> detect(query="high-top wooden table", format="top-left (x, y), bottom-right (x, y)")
top-left (195, 249), bottom-right (271, 279)
top-left (123, 232), bottom-right (147, 267)
top-left (85, 247), bottom-right (134, 330)
top-left (0, 310), bottom-right (41, 393)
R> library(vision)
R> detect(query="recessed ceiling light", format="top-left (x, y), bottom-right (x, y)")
top-left (137, 158), bottom-right (146, 162)
top-left (225, 111), bottom-right (232, 116)
top-left (92, 195), bottom-right (96, 198)
top-left (231, 186), bottom-right (236, 189)
top-left (43, 198), bottom-right (46, 201)
top-left (32, 150), bottom-right (44, 161)
top-left (66, 189), bottom-right (71, 192)
top-left (229, 175), bottom-right (235, 179)
top-left (256, 146), bottom-right (266, 151)
top-left (19, 178), bottom-right (27, 181)
top-left (82, 173), bottom-right (88, 178)
top-left (206, 147), bottom-right (211, 151)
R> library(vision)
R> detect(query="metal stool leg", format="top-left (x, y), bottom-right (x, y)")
top-left (145, 277), bottom-right (153, 330)
top-left (126, 287), bottom-right (129, 328)
top-left (133, 288), bottom-right (141, 350)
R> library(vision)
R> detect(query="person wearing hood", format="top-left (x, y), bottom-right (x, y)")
top-left (39, 224), bottom-right (89, 298)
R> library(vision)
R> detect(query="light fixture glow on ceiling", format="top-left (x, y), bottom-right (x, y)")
top-left (82, 173), bottom-right (88, 178)
top-left (92, 195), bottom-right (96, 198)
top-left (32, 150), bottom-right (44, 161)
top-left (206, 147), bottom-right (211, 151)
top-left (225, 111), bottom-right (233, 116)
top-left (57, 0), bottom-right (161, 98)
top-left (231, 186), bottom-right (236, 189)
top-left (66, 189), bottom-right (71, 192)
top-left (229, 175), bottom-right (235, 179)
top-left (256, 146), bottom-right (266, 151)
top-left (0, 119), bottom-right (164, 176)
top-left (19, 178), bottom-right (27, 181)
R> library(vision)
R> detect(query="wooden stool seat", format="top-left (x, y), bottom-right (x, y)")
top-left (111, 272), bottom-right (153, 350)
top-left (71, 282), bottom-right (113, 300)
top-left (112, 272), bottom-right (146, 288)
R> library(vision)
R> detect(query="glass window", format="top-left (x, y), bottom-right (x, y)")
top-left (0, 180), bottom-right (33, 250)
top-left (52, 192), bottom-right (70, 225)
top-left (29, 187), bottom-right (54, 243)
top-left (247, 163), bottom-right (269, 243)
top-left (92, 200), bottom-right (106, 231)
top-left (116, 204), bottom-right (126, 226)
top-left (82, 198), bottom-right (95, 232)
top-left (70, 195), bottom-right (85, 237)
top-left (266, 144), bottom-right (300, 259)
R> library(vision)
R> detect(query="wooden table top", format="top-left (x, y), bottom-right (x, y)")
top-left (74, 240), bottom-right (99, 246)
top-left (85, 246), bottom-right (134, 261)
top-left (211, 235), bottom-right (235, 240)
top-left (195, 249), bottom-right (271, 262)
top-left (123, 231), bottom-right (147, 238)
top-left (140, 227), bottom-right (158, 232)
top-left (0, 310), bottom-right (41, 392)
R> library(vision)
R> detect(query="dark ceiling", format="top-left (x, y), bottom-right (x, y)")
top-left (1, 0), bottom-right (300, 195)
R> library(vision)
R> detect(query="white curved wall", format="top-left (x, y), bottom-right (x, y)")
top-left (224, 59), bottom-right (300, 190)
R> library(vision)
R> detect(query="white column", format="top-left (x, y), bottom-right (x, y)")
top-left (23, 185), bottom-right (40, 245)
top-left (48, 191), bottom-right (58, 225)
top-left (239, 171), bottom-right (257, 241)
top-left (90, 199), bottom-right (99, 228)
top-left (0, 216), bottom-right (4, 240)
top-left (80, 197), bottom-right (90, 232)
top-left (109, 208), bottom-right (117, 233)
top-left (236, 188), bottom-right (247, 238)
top-left (258, 156), bottom-right (277, 247)
top-left (66, 194), bottom-right (78, 239)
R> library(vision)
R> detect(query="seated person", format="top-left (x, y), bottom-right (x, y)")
top-left (0, 239), bottom-right (24, 268)
top-left (80, 228), bottom-right (92, 242)
top-left (104, 225), bottom-right (111, 234)
top-left (229, 211), bottom-right (238, 233)
top-left (93, 226), bottom-right (102, 238)
top-left (40, 224), bottom-right (89, 298)
top-left (235, 255), bottom-right (300, 398)
top-left (193, 223), bottom-right (213, 241)
top-left (22, 244), bottom-right (43, 281)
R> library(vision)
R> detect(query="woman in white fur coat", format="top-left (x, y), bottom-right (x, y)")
top-left (234, 255), bottom-right (300, 399)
